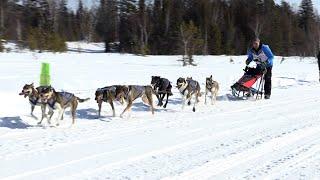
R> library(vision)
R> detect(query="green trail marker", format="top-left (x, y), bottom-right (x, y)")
top-left (40, 62), bottom-right (51, 86)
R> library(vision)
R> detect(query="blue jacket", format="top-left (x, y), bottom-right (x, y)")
top-left (247, 44), bottom-right (274, 68)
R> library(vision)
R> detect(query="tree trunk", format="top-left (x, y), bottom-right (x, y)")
top-left (17, 19), bottom-right (22, 41)
top-left (165, 7), bottom-right (170, 34)
top-left (183, 41), bottom-right (188, 66)
top-left (203, 28), bottom-right (208, 55)
top-left (0, 3), bottom-right (4, 35)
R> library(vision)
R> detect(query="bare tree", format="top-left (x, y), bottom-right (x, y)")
top-left (138, 0), bottom-right (149, 55)
top-left (180, 21), bottom-right (203, 66)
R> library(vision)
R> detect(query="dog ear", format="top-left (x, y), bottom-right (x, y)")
top-left (210, 75), bottom-right (212, 79)
top-left (31, 82), bottom-right (34, 87)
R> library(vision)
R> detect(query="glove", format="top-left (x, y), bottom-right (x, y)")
top-left (245, 59), bottom-right (251, 65)
top-left (253, 57), bottom-right (262, 63)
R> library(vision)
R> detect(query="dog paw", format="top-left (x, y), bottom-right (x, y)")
top-left (192, 107), bottom-right (196, 112)
top-left (187, 101), bottom-right (191, 106)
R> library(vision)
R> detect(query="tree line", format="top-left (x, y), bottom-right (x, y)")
top-left (0, 0), bottom-right (319, 57)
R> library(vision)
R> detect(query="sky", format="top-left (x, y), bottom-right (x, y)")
top-left (67, 0), bottom-right (320, 12)
top-left (274, 0), bottom-right (320, 12)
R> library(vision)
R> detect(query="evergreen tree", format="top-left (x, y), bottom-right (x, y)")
top-left (96, 0), bottom-right (118, 52)
top-left (299, 0), bottom-right (314, 35)
top-left (119, 0), bottom-right (137, 53)
top-left (0, 0), bottom-right (319, 55)
top-left (76, 0), bottom-right (85, 40)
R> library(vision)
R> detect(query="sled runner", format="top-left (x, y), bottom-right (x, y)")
top-left (231, 62), bottom-right (267, 99)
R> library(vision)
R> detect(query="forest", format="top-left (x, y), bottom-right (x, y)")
top-left (0, 0), bottom-right (319, 56)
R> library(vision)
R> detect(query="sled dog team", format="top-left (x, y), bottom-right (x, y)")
top-left (19, 76), bottom-right (219, 126)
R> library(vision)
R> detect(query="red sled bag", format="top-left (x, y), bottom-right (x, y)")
top-left (231, 66), bottom-right (266, 98)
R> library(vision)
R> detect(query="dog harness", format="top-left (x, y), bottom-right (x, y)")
top-left (128, 86), bottom-right (145, 101)
top-left (29, 97), bottom-right (39, 106)
top-left (155, 78), bottom-right (172, 95)
top-left (102, 86), bottom-right (116, 101)
top-left (47, 92), bottom-right (74, 109)
top-left (181, 85), bottom-right (188, 95)
top-left (186, 79), bottom-right (199, 93)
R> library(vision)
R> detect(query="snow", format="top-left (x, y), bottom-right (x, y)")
top-left (0, 43), bottom-right (320, 179)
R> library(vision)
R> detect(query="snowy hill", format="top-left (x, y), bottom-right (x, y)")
top-left (0, 45), bottom-right (319, 179)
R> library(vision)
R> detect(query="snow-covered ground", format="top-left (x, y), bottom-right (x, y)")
top-left (0, 43), bottom-right (319, 180)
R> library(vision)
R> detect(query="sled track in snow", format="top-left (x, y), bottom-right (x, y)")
top-left (1, 95), bottom-right (317, 161)
top-left (2, 95), bottom-right (316, 180)
top-left (166, 126), bottom-right (320, 180)
top-left (73, 106), bottom-right (320, 179)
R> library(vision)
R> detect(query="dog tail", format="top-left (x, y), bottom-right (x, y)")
top-left (77, 97), bottom-right (90, 103)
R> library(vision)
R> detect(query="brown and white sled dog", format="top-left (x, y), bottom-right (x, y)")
top-left (205, 75), bottom-right (219, 105)
top-left (115, 85), bottom-right (157, 118)
top-left (176, 77), bottom-right (201, 112)
top-left (19, 83), bottom-right (53, 119)
top-left (38, 86), bottom-right (90, 126)
top-left (95, 85), bottom-right (127, 117)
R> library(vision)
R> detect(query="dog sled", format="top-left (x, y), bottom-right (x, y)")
top-left (231, 61), bottom-right (267, 99)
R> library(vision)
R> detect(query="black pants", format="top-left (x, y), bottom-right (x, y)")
top-left (264, 67), bottom-right (272, 96)
top-left (318, 58), bottom-right (320, 73)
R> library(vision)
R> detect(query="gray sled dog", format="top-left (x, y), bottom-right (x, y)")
top-left (115, 85), bottom-right (157, 118)
top-left (95, 85), bottom-right (127, 117)
top-left (205, 75), bottom-right (219, 105)
top-left (176, 77), bottom-right (201, 112)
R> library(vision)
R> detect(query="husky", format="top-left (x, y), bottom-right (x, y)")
top-left (151, 76), bottom-right (173, 108)
top-left (115, 85), bottom-right (157, 118)
top-left (205, 75), bottom-right (219, 105)
top-left (95, 85), bottom-right (127, 117)
top-left (176, 77), bottom-right (201, 112)
top-left (38, 86), bottom-right (90, 126)
top-left (19, 83), bottom-right (52, 119)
